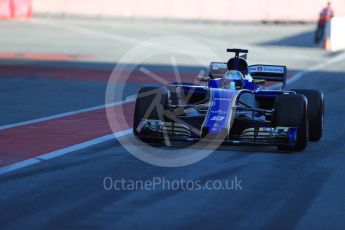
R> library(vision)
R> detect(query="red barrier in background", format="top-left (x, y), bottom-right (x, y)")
top-left (0, 0), bottom-right (32, 19)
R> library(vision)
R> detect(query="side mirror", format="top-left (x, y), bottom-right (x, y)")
top-left (197, 75), bottom-right (210, 82)
top-left (253, 79), bottom-right (266, 85)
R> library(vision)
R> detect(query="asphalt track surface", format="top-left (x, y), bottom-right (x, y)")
top-left (1, 19), bottom-right (345, 229)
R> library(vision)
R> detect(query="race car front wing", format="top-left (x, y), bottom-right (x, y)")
top-left (135, 119), bottom-right (298, 146)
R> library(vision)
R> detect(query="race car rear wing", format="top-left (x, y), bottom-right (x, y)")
top-left (209, 62), bottom-right (288, 88)
top-left (248, 65), bottom-right (287, 88)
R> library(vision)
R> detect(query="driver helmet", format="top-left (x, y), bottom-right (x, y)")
top-left (222, 70), bottom-right (244, 89)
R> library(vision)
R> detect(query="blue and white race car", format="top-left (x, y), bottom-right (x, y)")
top-left (133, 49), bottom-right (324, 151)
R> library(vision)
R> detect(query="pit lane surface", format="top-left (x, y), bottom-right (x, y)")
top-left (0, 19), bottom-right (345, 229)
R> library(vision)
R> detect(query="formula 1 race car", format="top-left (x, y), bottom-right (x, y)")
top-left (133, 49), bottom-right (324, 151)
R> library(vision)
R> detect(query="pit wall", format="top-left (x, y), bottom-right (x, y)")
top-left (31, 0), bottom-right (345, 22)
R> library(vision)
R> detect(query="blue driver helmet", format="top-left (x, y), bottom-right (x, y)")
top-left (222, 70), bottom-right (244, 89)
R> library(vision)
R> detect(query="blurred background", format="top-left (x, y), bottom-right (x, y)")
top-left (1, 0), bottom-right (345, 21)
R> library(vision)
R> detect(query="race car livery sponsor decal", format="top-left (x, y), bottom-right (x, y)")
top-left (210, 116), bottom-right (225, 121)
top-left (202, 88), bottom-right (237, 135)
top-left (249, 65), bottom-right (285, 74)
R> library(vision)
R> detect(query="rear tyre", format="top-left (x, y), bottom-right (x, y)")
top-left (291, 89), bottom-right (324, 141)
top-left (274, 94), bottom-right (309, 151)
top-left (133, 86), bottom-right (169, 144)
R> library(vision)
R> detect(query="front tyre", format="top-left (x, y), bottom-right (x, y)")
top-left (133, 86), bottom-right (169, 144)
top-left (274, 94), bottom-right (309, 151)
top-left (291, 89), bottom-right (324, 141)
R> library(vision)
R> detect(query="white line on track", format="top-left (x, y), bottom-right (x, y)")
top-left (32, 19), bottom-right (142, 44)
top-left (32, 19), bottom-right (214, 59)
top-left (0, 129), bottom-right (132, 175)
top-left (286, 52), bottom-right (345, 85)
